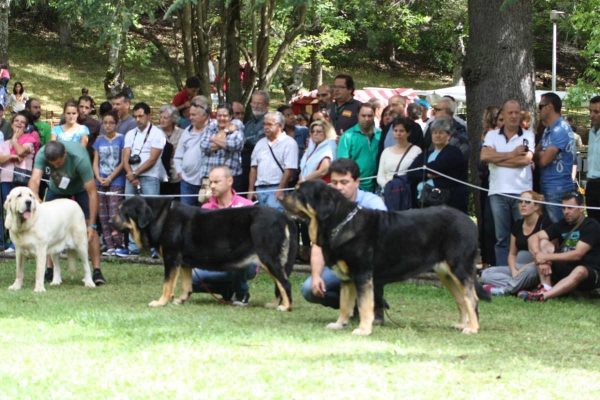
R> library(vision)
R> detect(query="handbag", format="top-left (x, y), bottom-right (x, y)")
top-left (421, 183), bottom-right (451, 206)
top-left (13, 158), bottom-right (32, 186)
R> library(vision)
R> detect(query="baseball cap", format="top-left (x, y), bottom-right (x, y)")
top-left (415, 99), bottom-right (430, 110)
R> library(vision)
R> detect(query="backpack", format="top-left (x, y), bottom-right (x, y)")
top-left (383, 174), bottom-right (412, 211)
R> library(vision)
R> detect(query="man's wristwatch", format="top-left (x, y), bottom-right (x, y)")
top-left (132, 172), bottom-right (137, 178)
top-left (224, 128), bottom-right (230, 134)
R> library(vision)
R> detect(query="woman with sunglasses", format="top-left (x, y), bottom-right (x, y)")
top-left (481, 190), bottom-right (551, 296)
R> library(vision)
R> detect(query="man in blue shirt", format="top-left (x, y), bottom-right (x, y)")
top-left (535, 92), bottom-right (576, 222)
top-left (301, 158), bottom-right (388, 323)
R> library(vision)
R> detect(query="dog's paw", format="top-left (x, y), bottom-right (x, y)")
top-left (351, 328), bottom-right (372, 336)
top-left (326, 322), bottom-right (346, 330)
top-left (148, 300), bottom-right (167, 307)
top-left (461, 326), bottom-right (479, 335)
top-left (33, 286), bottom-right (46, 293)
top-left (8, 282), bottom-right (22, 291)
top-left (50, 279), bottom-right (62, 286)
top-left (172, 298), bottom-right (186, 305)
top-left (264, 300), bottom-right (281, 309)
top-left (276, 305), bottom-right (291, 312)
top-left (83, 279), bottom-right (96, 288)
top-left (451, 323), bottom-right (467, 331)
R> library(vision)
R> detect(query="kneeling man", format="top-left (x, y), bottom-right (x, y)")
top-left (192, 166), bottom-right (258, 305)
top-left (522, 191), bottom-right (600, 301)
top-left (301, 158), bottom-right (389, 323)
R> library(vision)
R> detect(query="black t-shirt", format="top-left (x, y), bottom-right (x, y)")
top-left (326, 97), bottom-right (362, 136)
top-left (511, 215), bottom-right (551, 251)
top-left (544, 217), bottom-right (600, 268)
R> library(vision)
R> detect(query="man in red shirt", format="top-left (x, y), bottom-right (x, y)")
top-left (172, 76), bottom-right (201, 119)
top-left (192, 166), bottom-right (257, 305)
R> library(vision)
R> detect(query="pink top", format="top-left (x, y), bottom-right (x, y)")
top-left (202, 189), bottom-right (254, 210)
top-left (0, 69), bottom-right (10, 79)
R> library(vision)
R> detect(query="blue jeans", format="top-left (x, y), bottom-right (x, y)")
top-left (256, 185), bottom-right (283, 212)
top-left (543, 186), bottom-right (573, 223)
top-left (302, 266), bottom-right (386, 310)
top-left (489, 194), bottom-right (522, 267)
top-left (192, 264), bottom-right (258, 296)
top-left (125, 176), bottom-right (160, 253)
top-left (0, 182), bottom-right (16, 249)
top-left (180, 180), bottom-right (200, 207)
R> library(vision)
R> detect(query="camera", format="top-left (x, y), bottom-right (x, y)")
top-left (129, 154), bottom-right (141, 165)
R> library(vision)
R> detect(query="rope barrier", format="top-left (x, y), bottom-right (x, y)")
top-left (0, 164), bottom-right (595, 209)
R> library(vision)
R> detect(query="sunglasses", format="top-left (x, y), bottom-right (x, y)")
top-left (191, 102), bottom-right (211, 115)
top-left (538, 103), bottom-right (548, 111)
top-left (519, 199), bottom-right (532, 205)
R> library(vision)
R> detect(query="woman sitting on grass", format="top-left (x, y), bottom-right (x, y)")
top-left (92, 110), bottom-right (125, 256)
top-left (481, 190), bottom-right (551, 296)
top-left (51, 99), bottom-right (89, 147)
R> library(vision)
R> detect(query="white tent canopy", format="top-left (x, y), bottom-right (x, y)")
top-left (414, 86), bottom-right (575, 107)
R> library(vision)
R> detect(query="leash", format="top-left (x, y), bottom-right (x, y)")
top-left (330, 206), bottom-right (361, 240)
top-left (191, 268), bottom-right (234, 307)
top-left (383, 308), bottom-right (403, 328)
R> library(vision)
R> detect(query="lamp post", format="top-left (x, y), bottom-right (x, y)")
top-left (550, 10), bottom-right (565, 92)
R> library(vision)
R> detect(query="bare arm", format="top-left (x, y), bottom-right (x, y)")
top-left (27, 168), bottom-right (44, 203)
top-left (303, 158), bottom-right (331, 182)
top-left (247, 166), bottom-right (257, 200)
top-left (535, 146), bottom-right (560, 168)
top-left (495, 152), bottom-right (534, 168)
top-left (310, 244), bottom-right (327, 297)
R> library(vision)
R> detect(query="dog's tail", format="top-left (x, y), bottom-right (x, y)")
top-left (475, 280), bottom-right (492, 302)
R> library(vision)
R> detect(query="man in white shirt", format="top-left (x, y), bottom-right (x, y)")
top-left (118, 102), bottom-right (166, 257)
top-left (480, 99), bottom-right (535, 266)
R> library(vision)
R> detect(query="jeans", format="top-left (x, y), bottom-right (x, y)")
top-left (256, 185), bottom-right (283, 212)
top-left (192, 264), bottom-right (258, 296)
top-left (180, 180), bottom-right (201, 207)
top-left (125, 176), bottom-right (160, 253)
top-left (301, 266), bottom-right (385, 310)
top-left (0, 182), bottom-right (16, 249)
top-left (542, 186), bottom-right (573, 223)
top-left (489, 194), bottom-right (522, 267)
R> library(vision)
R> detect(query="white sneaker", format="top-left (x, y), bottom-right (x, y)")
top-left (102, 248), bottom-right (116, 256)
top-left (4, 247), bottom-right (15, 254)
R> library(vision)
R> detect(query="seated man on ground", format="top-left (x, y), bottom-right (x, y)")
top-left (301, 158), bottom-right (389, 324)
top-left (191, 166), bottom-right (258, 306)
top-left (481, 190), bottom-right (551, 296)
top-left (521, 191), bottom-right (600, 301)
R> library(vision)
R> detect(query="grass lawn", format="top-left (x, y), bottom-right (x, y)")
top-left (0, 259), bottom-right (598, 399)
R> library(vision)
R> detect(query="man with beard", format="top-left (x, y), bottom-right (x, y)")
top-left (25, 98), bottom-right (50, 145)
top-left (239, 90), bottom-right (269, 193)
top-left (77, 95), bottom-right (102, 160)
top-left (316, 83), bottom-right (333, 110)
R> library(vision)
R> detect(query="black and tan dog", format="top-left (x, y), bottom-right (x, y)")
top-left (110, 196), bottom-right (297, 310)
top-left (282, 180), bottom-right (490, 336)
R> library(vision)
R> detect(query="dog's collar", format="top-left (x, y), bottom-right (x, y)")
top-left (330, 206), bottom-right (361, 240)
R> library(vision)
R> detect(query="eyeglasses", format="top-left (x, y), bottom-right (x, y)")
top-left (519, 199), bottom-right (532, 205)
top-left (103, 121), bottom-right (116, 126)
top-left (538, 103), bottom-right (548, 111)
top-left (191, 102), bottom-right (211, 115)
top-left (317, 93), bottom-right (329, 97)
top-left (434, 108), bottom-right (448, 112)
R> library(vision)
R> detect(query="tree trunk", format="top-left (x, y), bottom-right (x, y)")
top-left (452, 26), bottom-right (465, 86)
top-left (279, 62), bottom-right (304, 103)
top-left (309, 48), bottom-right (322, 90)
top-left (0, 0), bottom-right (9, 64)
top-left (463, 0), bottom-right (535, 221)
top-left (59, 17), bottom-right (72, 48)
top-left (181, 1), bottom-right (195, 78)
top-left (129, 24), bottom-right (183, 91)
top-left (195, 0), bottom-right (212, 102)
top-left (225, 0), bottom-right (242, 102)
top-left (103, 30), bottom-right (127, 98)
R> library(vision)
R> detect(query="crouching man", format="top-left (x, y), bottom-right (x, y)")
top-left (522, 191), bottom-right (600, 301)
top-left (191, 166), bottom-right (258, 306)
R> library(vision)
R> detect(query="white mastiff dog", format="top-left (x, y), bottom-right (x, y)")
top-left (4, 186), bottom-right (95, 292)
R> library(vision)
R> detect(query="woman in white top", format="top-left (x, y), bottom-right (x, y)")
top-left (8, 82), bottom-right (28, 114)
top-left (377, 117), bottom-right (422, 188)
top-left (50, 99), bottom-right (89, 147)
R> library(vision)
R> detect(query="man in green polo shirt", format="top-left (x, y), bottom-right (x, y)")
top-left (28, 140), bottom-right (106, 285)
top-left (337, 103), bottom-right (381, 192)
top-left (25, 98), bottom-right (51, 145)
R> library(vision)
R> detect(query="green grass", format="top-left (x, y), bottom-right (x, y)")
top-left (0, 259), bottom-right (598, 399)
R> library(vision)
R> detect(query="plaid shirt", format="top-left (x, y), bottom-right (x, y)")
top-left (198, 120), bottom-right (245, 178)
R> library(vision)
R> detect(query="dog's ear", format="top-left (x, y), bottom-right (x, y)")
top-left (136, 201), bottom-right (155, 229)
top-left (311, 186), bottom-right (338, 221)
top-left (4, 195), bottom-right (14, 231)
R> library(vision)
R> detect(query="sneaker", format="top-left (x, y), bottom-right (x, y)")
top-left (483, 284), bottom-right (494, 293)
top-left (520, 287), bottom-right (547, 302)
top-left (232, 292), bottom-right (250, 306)
top-left (115, 249), bottom-right (139, 258)
top-left (44, 268), bottom-right (53, 283)
top-left (151, 250), bottom-right (160, 259)
top-left (102, 248), bottom-right (116, 256)
top-left (4, 247), bottom-right (14, 254)
top-left (490, 287), bottom-right (505, 296)
top-left (93, 269), bottom-right (106, 285)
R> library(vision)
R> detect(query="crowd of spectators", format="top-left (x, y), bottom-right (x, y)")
top-left (0, 72), bottom-right (598, 308)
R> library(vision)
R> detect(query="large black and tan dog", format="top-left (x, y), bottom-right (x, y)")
top-left (110, 197), bottom-right (297, 310)
top-left (282, 180), bottom-right (490, 336)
